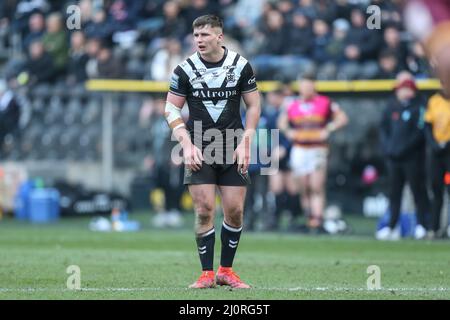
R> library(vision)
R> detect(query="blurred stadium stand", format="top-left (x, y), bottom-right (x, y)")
top-left (0, 0), bottom-right (442, 215)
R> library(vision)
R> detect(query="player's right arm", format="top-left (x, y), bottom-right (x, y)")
top-left (277, 106), bottom-right (295, 141)
top-left (165, 67), bottom-right (203, 171)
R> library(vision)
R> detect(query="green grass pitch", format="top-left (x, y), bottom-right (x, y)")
top-left (0, 213), bottom-right (449, 300)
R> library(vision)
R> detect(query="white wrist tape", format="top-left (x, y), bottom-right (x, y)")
top-left (165, 101), bottom-right (185, 131)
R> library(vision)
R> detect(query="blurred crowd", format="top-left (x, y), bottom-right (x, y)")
top-left (0, 0), bottom-right (433, 86)
top-left (1, 0), bottom-right (449, 238)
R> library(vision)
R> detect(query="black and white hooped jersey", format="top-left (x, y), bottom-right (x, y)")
top-left (169, 47), bottom-right (258, 140)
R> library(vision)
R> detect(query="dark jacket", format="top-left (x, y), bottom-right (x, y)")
top-left (287, 25), bottom-right (313, 56)
top-left (0, 90), bottom-right (20, 142)
top-left (67, 51), bottom-right (89, 83)
top-left (344, 27), bottom-right (381, 61)
top-left (379, 95), bottom-right (426, 161)
top-left (259, 24), bottom-right (289, 55)
top-left (24, 52), bottom-right (57, 84)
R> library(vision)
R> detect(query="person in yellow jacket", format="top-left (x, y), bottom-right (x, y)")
top-left (424, 89), bottom-right (450, 238)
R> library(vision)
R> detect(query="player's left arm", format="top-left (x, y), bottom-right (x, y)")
top-left (235, 62), bottom-right (261, 173)
top-left (242, 90), bottom-right (261, 141)
top-left (235, 89), bottom-right (261, 174)
top-left (326, 101), bottom-right (348, 134)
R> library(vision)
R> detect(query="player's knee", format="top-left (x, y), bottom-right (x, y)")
top-left (194, 202), bottom-right (214, 225)
top-left (310, 186), bottom-right (324, 197)
top-left (226, 206), bottom-right (244, 227)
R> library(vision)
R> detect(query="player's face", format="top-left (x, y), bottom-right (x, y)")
top-left (299, 79), bottom-right (316, 99)
top-left (193, 25), bottom-right (223, 56)
top-left (396, 87), bottom-right (415, 100)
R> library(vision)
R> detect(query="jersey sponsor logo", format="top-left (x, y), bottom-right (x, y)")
top-left (248, 76), bottom-right (256, 85)
top-left (192, 89), bottom-right (238, 99)
top-left (170, 74), bottom-right (179, 89)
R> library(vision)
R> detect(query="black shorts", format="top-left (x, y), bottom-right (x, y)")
top-left (183, 163), bottom-right (251, 186)
top-left (278, 145), bottom-right (292, 172)
top-left (279, 155), bottom-right (290, 172)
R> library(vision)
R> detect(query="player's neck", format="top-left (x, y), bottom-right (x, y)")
top-left (199, 46), bottom-right (225, 64)
top-left (441, 90), bottom-right (450, 100)
top-left (301, 94), bottom-right (316, 101)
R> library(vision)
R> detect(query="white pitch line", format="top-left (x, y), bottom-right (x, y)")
top-left (0, 287), bottom-right (449, 293)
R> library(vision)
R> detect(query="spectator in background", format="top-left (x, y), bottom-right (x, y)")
top-left (78, 0), bottom-right (95, 28)
top-left (265, 88), bottom-right (300, 231)
top-left (158, 1), bottom-right (186, 41)
top-left (23, 11), bottom-right (45, 51)
top-left (146, 0), bottom-right (187, 51)
top-left (96, 45), bottom-right (124, 79)
top-left (253, 10), bottom-right (314, 80)
top-left (141, 0), bottom-right (165, 19)
top-left (406, 41), bottom-right (431, 78)
top-left (66, 31), bottom-right (89, 85)
top-left (314, 0), bottom-right (338, 25)
top-left (85, 37), bottom-right (102, 79)
top-left (252, 10), bottom-right (290, 80)
top-left (22, 39), bottom-right (56, 84)
top-left (226, 0), bottom-right (264, 44)
top-left (377, 72), bottom-right (429, 240)
top-left (312, 18), bottom-right (331, 66)
top-left (297, 0), bottom-right (316, 19)
top-left (242, 100), bottom-right (271, 231)
top-left (143, 97), bottom-right (184, 228)
top-left (381, 24), bottom-right (407, 70)
top-left (376, 49), bottom-right (400, 79)
top-left (150, 38), bottom-right (183, 81)
top-left (107, 0), bottom-right (142, 32)
top-left (319, 18), bottom-right (349, 80)
top-left (0, 1), bottom-right (17, 27)
top-left (275, 0), bottom-right (296, 25)
top-left (370, 0), bottom-right (402, 26)
top-left (424, 83), bottom-right (450, 239)
top-left (334, 0), bottom-right (353, 21)
top-left (0, 0), bottom-right (15, 49)
top-left (10, 0), bottom-right (50, 37)
top-left (42, 12), bottom-right (68, 76)
top-left (84, 8), bottom-right (114, 45)
top-left (184, 0), bottom-right (220, 32)
top-left (282, 9), bottom-right (316, 79)
top-left (287, 10), bottom-right (313, 58)
top-left (0, 79), bottom-right (20, 146)
top-left (339, 7), bottom-right (380, 79)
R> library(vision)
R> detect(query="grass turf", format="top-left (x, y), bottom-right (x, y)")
top-left (0, 214), bottom-right (449, 300)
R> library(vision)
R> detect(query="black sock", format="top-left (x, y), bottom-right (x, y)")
top-left (220, 221), bottom-right (242, 268)
top-left (195, 228), bottom-right (215, 271)
top-left (275, 193), bottom-right (286, 217)
top-left (287, 193), bottom-right (301, 218)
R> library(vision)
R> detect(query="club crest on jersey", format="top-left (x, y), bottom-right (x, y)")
top-left (226, 72), bottom-right (235, 82)
top-left (300, 102), bottom-right (313, 112)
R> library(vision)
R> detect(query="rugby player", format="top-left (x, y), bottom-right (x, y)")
top-left (278, 75), bottom-right (348, 232)
top-left (164, 15), bottom-right (260, 289)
